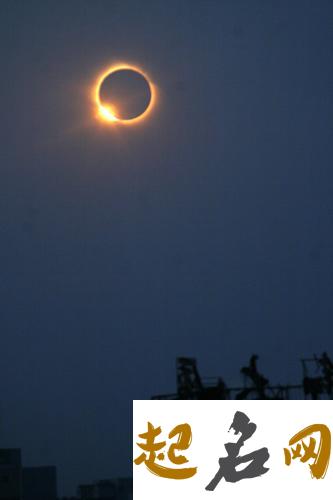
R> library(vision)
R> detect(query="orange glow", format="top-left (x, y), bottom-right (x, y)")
top-left (93, 63), bottom-right (156, 126)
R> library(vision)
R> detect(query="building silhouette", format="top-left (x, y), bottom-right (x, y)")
top-left (0, 449), bottom-right (22, 500)
top-left (0, 447), bottom-right (132, 500)
top-left (77, 478), bottom-right (132, 500)
top-left (0, 449), bottom-right (57, 500)
top-left (23, 466), bottom-right (57, 500)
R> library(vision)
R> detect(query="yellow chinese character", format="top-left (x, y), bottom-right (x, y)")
top-left (284, 424), bottom-right (331, 479)
top-left (134, 422), bottom-right (197, 479)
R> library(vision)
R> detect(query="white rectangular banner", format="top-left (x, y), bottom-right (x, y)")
top-left (133, 400), bottom-right (333, 500)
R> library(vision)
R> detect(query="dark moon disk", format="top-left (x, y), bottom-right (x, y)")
top-left (99, 69), bottom-right (152, 120)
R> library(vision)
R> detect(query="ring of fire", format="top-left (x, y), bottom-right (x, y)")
top-left (94, 64), bottom-right (155, 125)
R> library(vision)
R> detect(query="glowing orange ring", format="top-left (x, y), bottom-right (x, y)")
top-left (94, 64), bottom-right (155, 125)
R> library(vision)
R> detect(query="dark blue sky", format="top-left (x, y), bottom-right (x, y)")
top-left (1, 0), bottom-right (333, 495)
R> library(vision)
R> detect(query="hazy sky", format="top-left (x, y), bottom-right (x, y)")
top-left (1, 0), bottom-right (333, 495)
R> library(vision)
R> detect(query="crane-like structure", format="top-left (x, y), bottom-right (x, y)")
top-left (152, 353), bottom-right (333, 400)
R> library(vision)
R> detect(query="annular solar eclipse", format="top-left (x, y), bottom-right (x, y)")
top-left (94, 64), bottom-right (155, 125)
